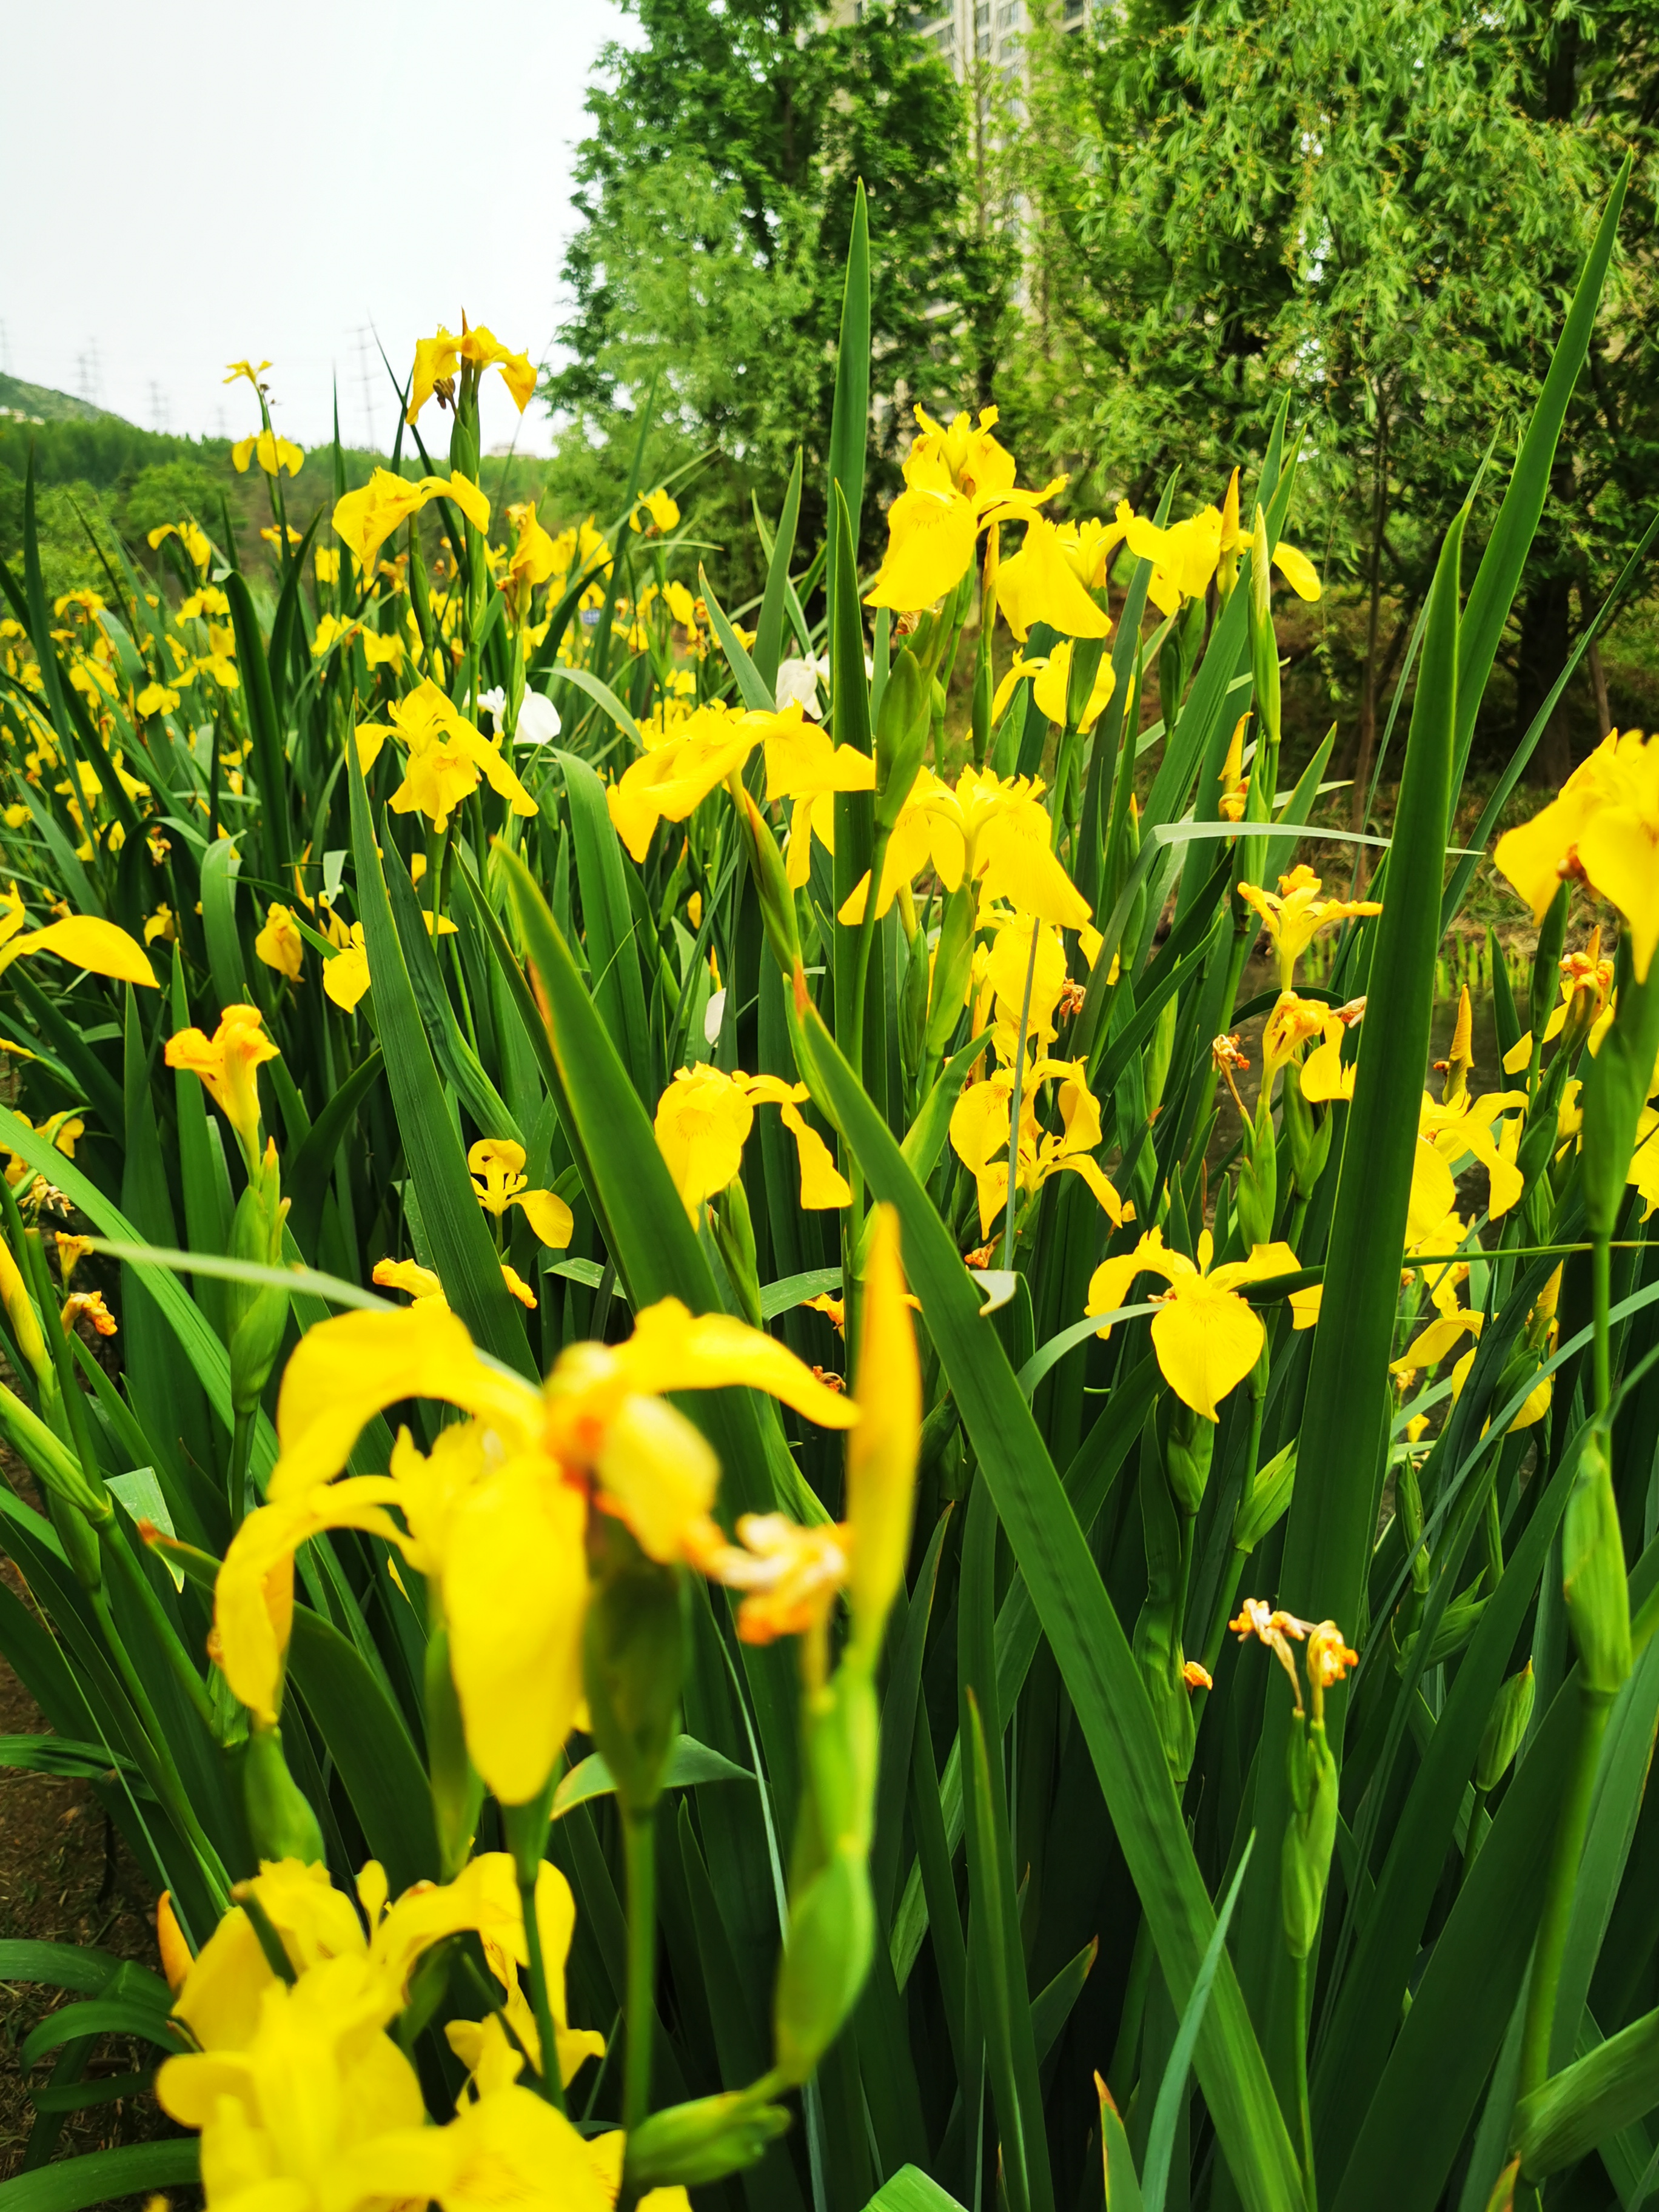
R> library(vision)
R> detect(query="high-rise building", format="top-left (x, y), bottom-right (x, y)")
top-left (827, 0), bottom-right (1091, 83)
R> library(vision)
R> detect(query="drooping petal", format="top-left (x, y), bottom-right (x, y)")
top-left (617, 1296), bottom-right (860, 1430)
top-left (442, 1461), bottom-right (589, 1806)
top-left (268, 1303), bottom-right (541, 1502)
top-left (1152, 1278), bottom-right (1264, 1421)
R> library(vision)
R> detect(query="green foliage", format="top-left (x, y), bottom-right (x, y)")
top-left (547, 0), bottom-right (1014, 587)
top-left (1, 176), bottom-right (1658, 2212)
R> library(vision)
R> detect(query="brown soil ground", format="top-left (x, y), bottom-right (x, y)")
top-left (0, 1556), bottom-right (185, 2201)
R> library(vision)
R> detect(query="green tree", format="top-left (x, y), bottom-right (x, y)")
top-left (546, 0), bottom-right (1015, 591)
top-left (1004, 0), bottom-right (1659, 785)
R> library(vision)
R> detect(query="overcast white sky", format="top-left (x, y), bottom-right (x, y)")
top-left (2, 0), bottom-right (631, 457)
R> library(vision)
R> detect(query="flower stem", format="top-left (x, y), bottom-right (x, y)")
top-left (1293, 1950), bottom-right (1316, 2212)
top-left (1517, 1683), bottom-right (1612, 2103)
top-left (228, 1405), bottom-right (256, 1526)
top-left (518, 1861), bottom-right (568, 2113)
top-left (622, 1807), bottom-right (657, 2134)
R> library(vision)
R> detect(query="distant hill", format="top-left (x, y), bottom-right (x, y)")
top-left (0, 372), bottom-right (121, 426)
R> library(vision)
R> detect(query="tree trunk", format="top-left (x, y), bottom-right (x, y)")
top-left (1515, 571), bottom-right (1574, 786)
top-left (1578, 581), bottom-right (1612, 740)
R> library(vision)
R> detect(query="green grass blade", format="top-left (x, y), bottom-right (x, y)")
top-left (224, 569), bottom-right (292, 877)
top-left (755, 451), bottom-right (804, 696)
top-left (793, 1002), bottom-right (1305, 2212)
top-left (555, 749), bottom-right (655, 1102)
top-left (1144, 1839), bottom-right (1256, 2212)
top-left (0, 2139), bottom-right (200, 2212)
top-left (826, 179), bottom-right (870, 612)
top-left (1232, 508), bottom-right (1463, 2065)
top-left (344, 729), bottom-right (535, 1376)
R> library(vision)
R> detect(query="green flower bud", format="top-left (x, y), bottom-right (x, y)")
top-left (1475, 1661), bottom-right (1535, 1794)
top-left (875, 649), bottom-right (931, 836)
top-left (925, 883), bottom-right (977, 1058)
top-left (626, 2088), bottom-right (793, 2188)
top-left (227, 1149), bottom-right (290, 1418)
top-left (737, 789), bottom-right (802, 978)
top-left (1281, 1064), bottom-right (1332, 1199)
top-left (774, 1842), bottom-right (874, 2085)
top-left (1143, 992), bottom-right (1177, 1118)
top-left (1166, 1398), bottom-right (1215, 1517)
top-left (1248, 505), bottom-right (1281, 762)
top-left (243, 1721), bottom-right (326, 1865)
top-left (1235, 1092), bottom-right (1278, 1249)
top-left (711, 1175), bottom-right (763, 1330)
top-left (1234, 1440), bottom-right (1297, 1555)
top-left (1282, 1714), bottom-right (1338, 1959)
top-left (1563, 1427), bottom-right (1631, 1699)
top-left (583, 1519), bottom-right (686, 1818)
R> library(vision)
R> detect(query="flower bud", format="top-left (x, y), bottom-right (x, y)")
top-left (774, 1840), bottom-right (874, 2086)
top-left (0, 1233), bottom-right (49, 1387)
top-left (1235, 1093), bottom-right (1278, 1249)
top-left (874, 649), bottom-right (931, 836)
top-left (844, 1207), bottom-right (920, 1661)
top-left (1475, 1661), bottom-right (1535, 1794)
top-left (583, 1517), bottom-right (686, 1819)
top-left (1563, 1427), bottom-right (1631, 1700)
top-left (1165, 1398), bottom-right (1215, 1517)
top-left (1282, 1713), bottom-right (1337, 1959)
top-left (1234, 1440), bottom-right (1296, 1555)
top-left (243, 1721), bottom-right (326, 1865)
top-left (737, 788), bottom-right (802, 977)
top-left (227, 1149), bottom-right (291, 1419)
top-left (711, 1176), bottom-right (763, 1331)
top-left (925, 884), bottom-right (977, 1058)
top-left (1281, 1064), bottom-right (1332, 1200)
top-left (626, 2089), bottom-right (793, 2188)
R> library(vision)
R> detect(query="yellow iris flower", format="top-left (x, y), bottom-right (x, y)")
top-left (213, 1296), bottom-right (856, 1803)
top-left (354, 679), bottom-right (537, 833)
top-left (839, 764), bottom-right (1090, 928)
top-left (1239, 866), bottom-right (1382, 989)
top-left (1086, 1228), bottom-right (1313, 1421)
top-left (374, 1254), bottom-right (538, 1310)
top-left (950, 1050), bottom-right (1127, 1237)
top-left (763, 717), bottom-right (877, 889)
top-left (865, 406), bottom-right (1065, 614)
top-left (0, 886), bottom-right (157, 990)
top-left (407, 321), bottom-right (537, 423)
top-left (254, 902), bottom-right (305, 982)
top-left (332, 466), bottom-right (492, 575)
top-left (654, 1064), bottom-right (852, 1219)
top-left (1126, 494), bottom-right (1319, 620)
top-left (232, 429), bottom-right (304, 478)
top-left (466, 1136), bottom-right (574, 1249)
top-left (606, 699), bottom-right (784, 863)
top-left (1032, 637), bottom-right (1116, 728)
top-left (1493, 728), bottom-right (1659, 980)
top-left (158, 1853), bottom-right (611, 2211)
top-left (994, 513), bottom-right (1115, 643)
top-left (630, 486), bottom-right (681, 535)
top-left (147, 518), bottom-right (212, 571)
top-left (164, 1004), bottom-right (280, 1165)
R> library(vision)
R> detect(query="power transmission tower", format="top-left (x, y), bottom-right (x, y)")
top-left (352, 325), bottom-right (379, 453)
top-left (149, 381), bottom-right (168, 430)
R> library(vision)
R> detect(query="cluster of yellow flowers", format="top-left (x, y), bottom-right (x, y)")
top-left (154, 1850), bottom-right (637, 2212)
